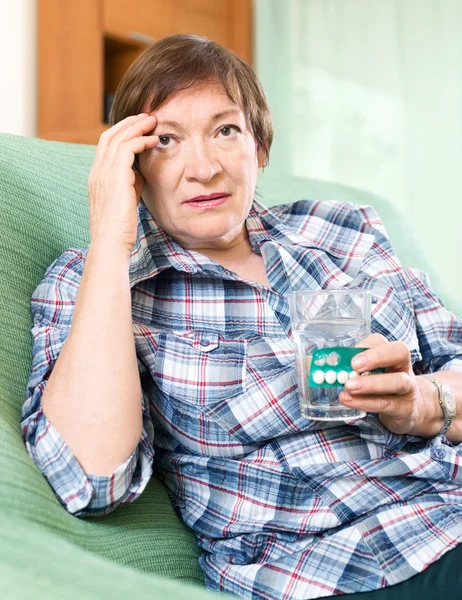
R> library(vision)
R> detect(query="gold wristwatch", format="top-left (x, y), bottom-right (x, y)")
top-left (423, 375), bottom-right (457, 437)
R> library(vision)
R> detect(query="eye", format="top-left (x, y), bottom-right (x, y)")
top-left (218, 125), bottom-right (241, 137)
top-left (156, 135), bottom-right (174, 149)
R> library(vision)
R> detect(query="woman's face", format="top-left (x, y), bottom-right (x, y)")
top-left (138, 81), bottom-right (264, 251)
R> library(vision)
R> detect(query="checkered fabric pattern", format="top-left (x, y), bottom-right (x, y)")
top-left (21, 198), bottom-right (462, 599)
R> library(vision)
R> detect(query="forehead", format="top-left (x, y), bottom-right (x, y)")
top-left (148, 82), bottom-right (245, 123)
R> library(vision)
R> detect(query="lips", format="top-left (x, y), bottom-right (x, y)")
top-left (185, 193), bottom-right (230, 203)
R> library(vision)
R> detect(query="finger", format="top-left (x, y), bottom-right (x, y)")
top-left (115, 135), bottom-right (160, 175)
top-left (340, 389), bottom-right (415, 434)
top-left (100, 115), bottom-right (158, 161)
top-left (339, 391), bottom-right (396, 415)
top-left (343, 371), bottom-right (413, 396)
top-left (114, 114), bottom-right (158, 145)
top-left (125, 134), bottom-right (160, 156)
top-left (339, 390), bottom-right (416, 427)
top-left (351, 340), bottom-right (411, 373)
top-left (98, 113), bottom-right (152, 147)
top-left (94, 114), bottom-right (157, 167)
top-left (351, 334), bottom-right (388, 371)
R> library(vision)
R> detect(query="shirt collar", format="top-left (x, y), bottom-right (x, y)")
top-left (129, 202), bottom-right (196, 289)
top-left (247, 199), bottom-right (375, 260)
top-left (129, 198), bottom-right (375, 289)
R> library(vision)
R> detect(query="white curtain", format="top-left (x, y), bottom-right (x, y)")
top-left (255, 0), bottom-right (462, 304)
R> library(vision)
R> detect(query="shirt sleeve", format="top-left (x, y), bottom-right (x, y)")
top-left (346, 204), bottom-right (462, 449)
top-left (352, 203), bottom-right (462, 375)
top-left (21, 249), bottom-right (155, 518)
top-left (402, 266), bottom-right (462, 374)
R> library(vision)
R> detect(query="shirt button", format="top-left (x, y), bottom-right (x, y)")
top-left (200, 339), bottom-right (211, 347)
top-left (77, 488), bottom-right (88, 499)
top-left (33, 313), bottom-right (43, 326)
top-left (432, 447), bottom-right (446, 460)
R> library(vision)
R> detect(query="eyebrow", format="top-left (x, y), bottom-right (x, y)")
top-left (155, 109), bottom-right (243, 131)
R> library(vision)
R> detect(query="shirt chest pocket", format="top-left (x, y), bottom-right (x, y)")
top-left (154, 330), bottom-right (247, 406)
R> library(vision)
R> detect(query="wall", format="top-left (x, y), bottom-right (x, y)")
top-left (254, 0), bottom-right (462, 308)
top-left (0, 0), bottom-right (37, 136)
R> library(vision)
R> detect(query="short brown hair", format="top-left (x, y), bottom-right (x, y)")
top-left (109, 34), bottom-right (273, 170)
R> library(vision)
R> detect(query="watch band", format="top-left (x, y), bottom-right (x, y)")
top-left (423, 375), bottom-right (455, 437)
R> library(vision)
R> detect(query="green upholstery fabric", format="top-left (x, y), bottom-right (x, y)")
top-left (0, 514), bottom-right (212, 600)
top-left (0, 132), bottom-right (209, 598)
top-left (0, 131), bottom-right (459, 599)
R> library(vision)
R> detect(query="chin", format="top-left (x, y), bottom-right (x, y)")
top-left (189, 215), bottom-right (240, 238)
top-left (187, 226), bottom-right (231, 242)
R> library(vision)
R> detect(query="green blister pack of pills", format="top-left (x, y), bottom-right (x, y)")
top-left (308, 347), bottom-right (385, 388)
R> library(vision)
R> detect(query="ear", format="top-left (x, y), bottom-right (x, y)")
top-left (257, 146), bottom-right (267, 169)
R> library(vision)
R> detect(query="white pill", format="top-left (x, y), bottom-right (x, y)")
top-left (337, 370), bottom-right (349, 384)
top-left (325, 370), bottom-right (337, 385)
top-left (349, 371), bottom-right (360, 378)
top-left (312, 370), bottom-right (325, 384)
top-left (361, 371), bottom-right (372, 377)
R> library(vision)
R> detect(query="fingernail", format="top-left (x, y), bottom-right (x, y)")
top-left (352, 356), bottom-right (366, 369)
top-left (340, 392), bottom-right (354, 403)
top-left (345, 380), bottom-right (360, 390)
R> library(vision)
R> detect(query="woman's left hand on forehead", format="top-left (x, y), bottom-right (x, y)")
top-left (339, 333), bottom-right (424, 435)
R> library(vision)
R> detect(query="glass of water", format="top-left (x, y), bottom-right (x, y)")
top-left (288, 289), bottom-right (372, 421)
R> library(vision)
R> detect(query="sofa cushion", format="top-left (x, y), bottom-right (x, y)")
top-left (0, 132), bottom-right (203, 583)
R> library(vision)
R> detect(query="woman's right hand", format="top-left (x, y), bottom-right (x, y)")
top-left (87, 113), bottom-right (159, 255)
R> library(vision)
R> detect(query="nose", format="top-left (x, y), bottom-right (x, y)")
top-left (183, 139), bottom-right (222, 182)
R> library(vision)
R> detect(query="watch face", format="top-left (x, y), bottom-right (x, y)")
top-left (443, 390), bottom-right (457, 415)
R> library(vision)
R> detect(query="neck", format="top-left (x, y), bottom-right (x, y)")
top-left (178, 223), bottom-right (254, 262)
top-left (196, 234), bottom-right (254, 264)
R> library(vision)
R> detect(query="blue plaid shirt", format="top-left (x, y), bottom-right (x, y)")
top-left (22, 198), bottom-right (462, 599)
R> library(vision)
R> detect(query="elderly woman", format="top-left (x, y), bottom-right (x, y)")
top-left (22, 34), bottom-right (462, 600)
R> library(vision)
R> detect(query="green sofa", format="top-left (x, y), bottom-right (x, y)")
top-left (0, 131), bottom-right (459, 600)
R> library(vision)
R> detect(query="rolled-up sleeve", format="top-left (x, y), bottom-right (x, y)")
top-left (403, 266), bottom-right (462, 374)
top-left (352, 204), bottom-right (462, 374)
top-left (21, 250), bottom-right (155, 518)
